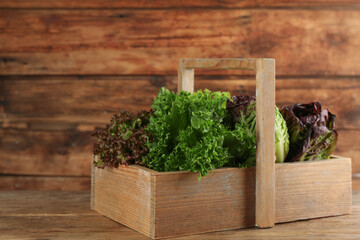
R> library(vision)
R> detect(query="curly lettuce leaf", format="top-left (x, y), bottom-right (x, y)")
top-left (144, 88), bottom-right (231, 178)
top-left (92, 110), bottom-right (152, 168)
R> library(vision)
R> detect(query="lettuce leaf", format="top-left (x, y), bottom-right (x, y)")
top-left (92, 110), bottom-right (152, 168)
top-left (226, 95), bottom-right (289, 165)
top-left (144, 88), bottom-right (231, 178)
top-left (280, 102), bottom-right (338, 162)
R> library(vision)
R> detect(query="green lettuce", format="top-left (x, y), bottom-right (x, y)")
top-left (145, 89), bottom-right (290, 177)
top-left (144, 88), bottom-right (231, 178)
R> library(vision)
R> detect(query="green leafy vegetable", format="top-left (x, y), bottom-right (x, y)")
top-left (275, 106), bottom-right (290, 163)
top-left (280, 102), bottom-right (338, 162)
top-left (92, 87), bottom-right (335, 177)
top-left (145, 90), bottom-right (290, 177)
top-left (226, 95), bottom-right (290, 165)
top-left (144, 87), bottom-right (231, 178)
top-left (92, 110), bottom-right (152, 168)
top-left (224, 96), bottom-right (257, 167)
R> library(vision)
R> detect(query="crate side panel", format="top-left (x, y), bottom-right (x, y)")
top-left (93, 166), bottom-right (153, 237)
top-left (275, 158), bottom-right (352, 223)
top-left (154, 168), bottom-right (256, 239)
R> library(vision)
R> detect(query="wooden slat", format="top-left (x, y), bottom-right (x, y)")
top-left (1, 76), bottom-right (359, 130)
top-left (0, 76), bottom-right (161, 129)
top-left (0, 215), bottom-right (149, 240)
top-left (0, 191), bottom-right (359, 240)
top-left (154, 167), bottom-right (256, 238)
top-left (353, 175), bottom-right (360, 190)
top-left (0, 129), bottom-right (93, 176)
top-left (92, 165), bottom-right (154, 238)
top-left (255, 58), bottom-right (275, 228)
top-left (335, 129), bottom-right (360, 176)
top-left (275, 157), bottom-right (352, 223)
top-left (178, 58), bottom-right (257, 92)
top-left (0, 0), bottom-right (359, 9)
top-left (178, 59), bottom-right (195, 93)
top-left (1, 9), bottom-right (360, 75)
top-left (181, 58), bottom-right (256, 70)
top-left (0, 176), bottom-right (90, 190)
top-left (90, 160), bottom-right (95, 209)
top-left (0, 191), bottom-right (93, 215)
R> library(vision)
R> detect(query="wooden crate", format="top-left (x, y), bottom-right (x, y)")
top-left (91, 156), bottom-right (351, 239)
top-left (91, 58), bottom-right (352, 239)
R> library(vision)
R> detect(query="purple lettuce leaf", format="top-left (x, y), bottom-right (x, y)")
top-left (280, 102), bottom-right (338, 162)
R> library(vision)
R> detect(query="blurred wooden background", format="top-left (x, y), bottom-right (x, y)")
top-left (0, 0), bottom-right (359, 190)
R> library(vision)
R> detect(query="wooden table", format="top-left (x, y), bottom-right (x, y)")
top-left (1, 191), bottom-right (359, 240)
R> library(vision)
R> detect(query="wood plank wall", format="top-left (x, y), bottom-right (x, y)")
top-left (0, 0), bottom-right (359, 190)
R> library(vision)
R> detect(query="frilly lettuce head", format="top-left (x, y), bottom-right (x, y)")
top-left (144, 87), bottom-right (231, 178)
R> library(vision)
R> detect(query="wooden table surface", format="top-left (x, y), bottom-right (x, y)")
top-left (1, 191), bottom-right (359, 240)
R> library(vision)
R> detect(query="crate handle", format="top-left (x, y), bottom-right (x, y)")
top-left (178, 58), bottom-right (275, 228)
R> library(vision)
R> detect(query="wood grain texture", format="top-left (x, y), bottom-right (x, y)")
top-left (0, 215), bottom-right (150, 240)
top-left (154, 167), bottom-right (256, 239)
top-left (178, 58), bottom-right (257, 92)
top-left (0, 0), bottom-right (359, 9)
top-left (90, 160), bottom-right (95, 209)
top-left (1, 191), bottom-right (359, 240)
top-left (275, 157), bottom-right (352, 223)
top-left (178, 59), bottom-right (195, 93)
top-left (92, 164), bottom-right (154, 238)
top-left (255, 58), bottom-right (275, 228)
top-left (181, 58), bottom-right (256, 70)
top-left (92, 156), bottom-right (351, 239)
top-left (353, 175), bottom-right (360, 190)
top-left (0, 176), bottom-right (90, 190)
top-left (1, 9), bottom-right (360, 75)
top-left (0, 191), bottom-right (94, 215)
top-left (335, 129), bottom-right (360, 174)
top-left (0, 128), bottom-right (93, 176)
top-left (1, 76), bottom-right (359, 130)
